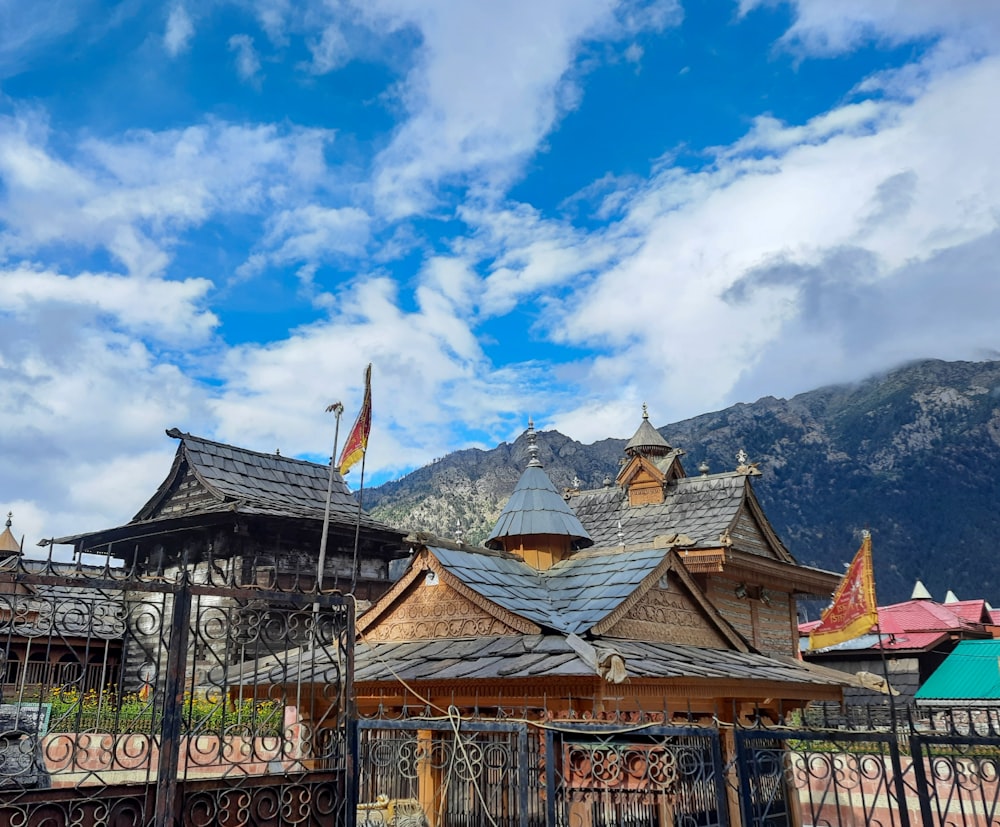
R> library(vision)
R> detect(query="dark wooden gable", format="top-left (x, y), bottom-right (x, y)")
top-left (727, 484), bottom-right (796, 564)
top-left (143, 457), bottom-right (220, 521)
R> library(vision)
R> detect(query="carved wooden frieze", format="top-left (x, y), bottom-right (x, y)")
top-left (363, 579), bottom-right (520, 642)
top-left (604, 586), bottom-right (727, 648)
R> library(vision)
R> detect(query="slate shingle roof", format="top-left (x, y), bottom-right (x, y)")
top-left (351, 634), bottom-right (850, 686)
top-left (571, 473), bottom-right (746, 549)
top-left (486, 466), bottom-right (592, 549)
top-left (430, 545), bottom-right (666, 635)
top-left (624, 417), bottom-right (672, 456)
top-left (145, 429), bottom-right (392, 529)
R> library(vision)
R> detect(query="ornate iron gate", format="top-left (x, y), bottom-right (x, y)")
top-left (546, 725), bottom-right (729, 827)
top-left (357, 719), bottom-right (535, 827)
top-left (358, 716), bottom-right (729, 827)
top-left (0, 556), bottom-right (354, 827)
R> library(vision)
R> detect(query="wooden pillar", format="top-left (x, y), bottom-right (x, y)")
top-left (783, 746), bottom-right (804, 827)
top-left (417, 729), bottom-right (440, 827)
top-left (719, 724), bottom-right (744, 827)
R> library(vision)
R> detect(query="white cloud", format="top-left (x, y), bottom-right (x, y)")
top-left (2, 266), bottom-right (217, 343)
top-left (212, 273), bottom-right (546, 475)
top-left (367, 0), bottom-right (681, 217)
top-left (164, 4), bottom-right (195, 57)
top-left (228, 33), bottom-right (262, 82)
top-left (0, 113), bottom-right (339, 277)
top-left (240, 204), bottom-right (371, 279)
top-left (0, 265), bottom-right (213, 544)
top-left (739, 0), bottom-right (1000, 57)
top-left (536, 52), bottom-right (1000, 440)
top-left (0, 0), bottom-right (89, 77)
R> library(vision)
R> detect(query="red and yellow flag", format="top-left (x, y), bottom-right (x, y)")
top-left (338, 364), bottom-right (371, 476)
top-left (809, 532), bottom-right (878, 650)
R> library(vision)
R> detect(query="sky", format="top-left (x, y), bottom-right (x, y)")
top-left (2, 0), bottom-right (1000, 548)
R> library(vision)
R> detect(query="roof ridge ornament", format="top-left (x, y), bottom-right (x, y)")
top-left (526, 419), bottom-right (542, 468)
top-left (642, 403), bottom-right (649, 420)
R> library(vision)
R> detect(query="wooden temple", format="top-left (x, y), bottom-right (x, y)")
top-left (55, 428), bottom-right (406, 599)
top-left (241, 415), bottom-right (852, 827)
top-left (351, 419), bottom-right (846, 720)
top-left (53, 429), bottom-right (406, 692)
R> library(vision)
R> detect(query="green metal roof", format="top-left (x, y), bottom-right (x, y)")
top-left (915, 640), bottom-right (1000, 700)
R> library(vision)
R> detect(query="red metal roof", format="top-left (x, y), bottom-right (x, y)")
top-left (800, 596), bottom-right (991, 653)
top-left (944, 599), bottom-right (990, 623)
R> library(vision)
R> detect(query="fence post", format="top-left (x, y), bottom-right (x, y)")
top-left (887, 724), bottom-right (912, 827)
top-left (153, 576), bottom-right (191, 827)
top-left (517, 724), bottom-right (530, 827)
top-left (545, 729), bottom-right (557, 827)
top-left (908, 733), bottom-right (934, 827)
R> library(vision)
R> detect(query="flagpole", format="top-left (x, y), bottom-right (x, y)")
top-left (317, 402), bottom-right (344, 594)
top-left (350, 450), bottom-right (367, 594)
top-left (866, 528), bottom-right (900, 733)
top-left (865, 530), bottom-right (909, 827)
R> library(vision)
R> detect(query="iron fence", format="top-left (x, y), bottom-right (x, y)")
top-left (0, 554), bottom-right (355, 827)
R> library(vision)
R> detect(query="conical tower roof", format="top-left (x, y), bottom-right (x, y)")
top-left (624, 404), bottom-right (673, 458)
top-left (911, 580), bottom-right (932, 600)
top-left (0, 512), bottom-right (22, 556)
top-left (485, 423), bottom-right (593, 550)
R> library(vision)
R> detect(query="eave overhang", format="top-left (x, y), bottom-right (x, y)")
top-left (675, 546), bottom-right (841, 596)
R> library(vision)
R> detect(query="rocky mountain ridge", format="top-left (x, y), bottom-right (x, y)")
top-left (366, 359), bottom-right (1000, 605)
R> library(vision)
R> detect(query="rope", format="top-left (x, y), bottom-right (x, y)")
top-left (356, 629), bottom-right (692, 737)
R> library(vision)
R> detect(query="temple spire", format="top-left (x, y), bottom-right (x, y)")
top-left (0, 511), bottom-right (23, 557)
top-left (526, 419), bottom-right (542, 468)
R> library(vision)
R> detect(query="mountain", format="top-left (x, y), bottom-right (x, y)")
top-left (365, 359), bottom-right (1000, 605)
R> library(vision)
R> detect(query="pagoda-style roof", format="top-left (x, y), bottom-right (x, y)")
top-left (485, 466), bottom-right (592, 550)
top-left (624, 411), bottom-right (673, 458)
top-left (485, 423), bottom-right (592, 551)
top-left (422, 544), bottom-right (735, 639)
top-left (0, 512), bottom-right (21, 556)
top-left (56, 428), bottom-right (402, 552)
top-left (359, 541), bottom-right (748, 649)
top-left (351, 634), bottom-right (849, 689)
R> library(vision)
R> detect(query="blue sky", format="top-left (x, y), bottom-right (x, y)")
top-left (3, 0), bottom-right (1000, 546)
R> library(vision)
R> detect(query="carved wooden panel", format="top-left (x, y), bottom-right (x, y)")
top-left (604, 586), bottom-right (727, 648)
top-left (364, 580), bottom-right (520, 642)
top-left (628, 482), bottom-right (664, 507)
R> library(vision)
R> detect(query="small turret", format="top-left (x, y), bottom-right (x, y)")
top-left (485, 422), bottom-right (592, 569)
top-left (0, 512), bottom-right (23, 557)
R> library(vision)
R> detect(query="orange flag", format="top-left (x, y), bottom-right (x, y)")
top-left (338, 364), bottom-right (371, 475)
top-left (809, 532), bottom-right (878, 650)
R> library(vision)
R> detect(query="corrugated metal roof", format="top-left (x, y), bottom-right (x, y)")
top-left (801, 595), bottom-right (992, 654)
top-left (915, 640), bottom-right (1000, 700)
top-left (485, 466), bottom-right (592, 548)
